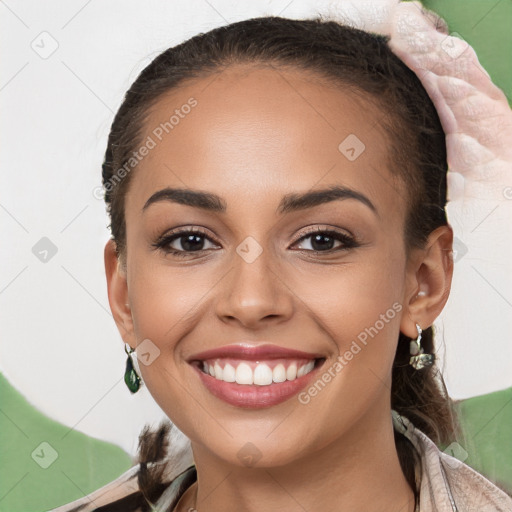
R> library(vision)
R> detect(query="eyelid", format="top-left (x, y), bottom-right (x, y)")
top-left (153, 226), bottom-right (218, 248)
top-left (291, 225), bottom-right (354, 244)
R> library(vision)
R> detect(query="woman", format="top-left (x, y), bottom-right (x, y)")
top-left (52, 2), bottom-right (512, 511)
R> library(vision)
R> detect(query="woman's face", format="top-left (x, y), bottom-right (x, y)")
top-left (111, 64), bottom-right (428, 467)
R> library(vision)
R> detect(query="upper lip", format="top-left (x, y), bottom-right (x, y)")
top-left (188, 343), bottom-right (323, 362)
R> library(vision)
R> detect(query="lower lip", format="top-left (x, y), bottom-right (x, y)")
top-left (192, 361), bottom-right (322, 408)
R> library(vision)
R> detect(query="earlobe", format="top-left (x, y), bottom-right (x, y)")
top-left (104, 239), bottom-right (136, 347)
top-left (400, 224), bottom-right (454, 338)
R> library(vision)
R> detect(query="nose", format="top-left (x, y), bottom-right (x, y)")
top-left (215, 242), bottom-right (294, 329)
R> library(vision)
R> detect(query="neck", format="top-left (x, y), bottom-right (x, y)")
top-left (177, 405), bottom-right (415, 512)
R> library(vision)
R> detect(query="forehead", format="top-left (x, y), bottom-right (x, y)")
top-left (126, 64), bottom-right (405, 221)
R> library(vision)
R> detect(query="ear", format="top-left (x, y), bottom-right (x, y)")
top-left (400, 224), bottom-right (454, 338)
top-left (104, 239), bottom-right (136, 348)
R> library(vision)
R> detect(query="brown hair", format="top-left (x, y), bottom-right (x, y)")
top-left (101, 14), bottom-right (457, 509)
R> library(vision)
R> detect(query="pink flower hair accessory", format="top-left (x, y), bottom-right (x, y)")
top-left (387, 1), bottom-right (512, 204)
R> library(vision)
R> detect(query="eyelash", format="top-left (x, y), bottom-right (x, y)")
top-left (152, 226), bottom-right (359, 259)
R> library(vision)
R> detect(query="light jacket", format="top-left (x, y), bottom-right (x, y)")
top-left (50, 412), bottom-right (512, 512)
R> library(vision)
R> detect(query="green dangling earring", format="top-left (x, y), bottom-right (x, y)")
top-left (124, 344), bottom-right (141, 393)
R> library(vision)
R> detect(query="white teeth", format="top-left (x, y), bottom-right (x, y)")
top-left (286, 363), bottom-right (297, 380)
top-left (304, 360), bottom-right (315, 374)
top-left (202, 359), bottom-right (316, 385)
top-left (223, 363), bottom-right (236, 382)
top-left (235, 362), bottom-right (253, 385)
top-left (273, 364), bottom-right (286, 383)
top-left (254, 363), bottom-right (273, 385)
top-left (214, 362), bottom-right (223, 380)
top-left (297, 361), bottom-right (315, 378)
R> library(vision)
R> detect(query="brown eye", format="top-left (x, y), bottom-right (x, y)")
top-left (153, 228), bottom-right (218, 257)
top-left (293, 229), bottom-right (357, 253)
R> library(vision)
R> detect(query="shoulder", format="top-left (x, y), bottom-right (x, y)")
top-left (49, 421), bottom-right (196, 511)
top-left (48, 463), bottom-right (197, 512)
top-left (48, 464), bottom-right (143, 511)
top-left (436, 444), bottom-right (512, 512)
top-left (393, 412), bottom-right (512, 512)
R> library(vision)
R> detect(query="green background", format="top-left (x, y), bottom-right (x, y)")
top-left (2, 374), bottom-right (511, 511)
top-left (1, 1), bottom-right (511, 510)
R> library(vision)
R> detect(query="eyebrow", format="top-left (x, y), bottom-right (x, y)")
top-left (142, 185), bottom-right (378, 217)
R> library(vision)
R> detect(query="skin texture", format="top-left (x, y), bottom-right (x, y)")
top-left (104, 64), bottom-right (453, 512)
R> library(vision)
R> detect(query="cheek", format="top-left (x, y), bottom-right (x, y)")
top-left (128, 256), bottom-right (217, 349)
top-left (285, 249), bottom-right (406, 448)
top-left (125, 259), bottom-right (215, 422)
top-left (292, 247), bottom-right (406, 353)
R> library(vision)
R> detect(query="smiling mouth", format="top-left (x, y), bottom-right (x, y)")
top-left (194, 357), bottom-right (324, 385)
